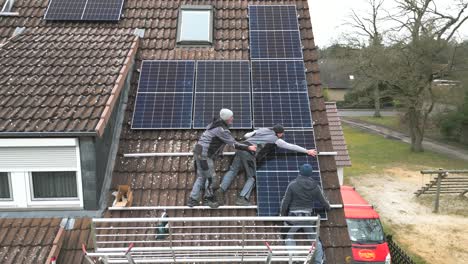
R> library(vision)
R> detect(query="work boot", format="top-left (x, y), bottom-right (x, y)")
top-left (235, 196), bottom-right (251, 206)
top-left (204, 197), bottom-right (219, 208)
top-left (187, 197), bottom-right (199, 207)
top-left (214, 188), bottom-right (225, 206)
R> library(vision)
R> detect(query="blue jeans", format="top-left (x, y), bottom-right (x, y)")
top-left (219, 150), bottom-right (256, 199)
top-left (190, 156), bottom-right (217, 200)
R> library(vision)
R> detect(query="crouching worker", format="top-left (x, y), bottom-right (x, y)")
top-left (280, 164), bottom-right (331, 264)
top-left (187, 109), bottom-right (256, 208)
top-left (216, 125), bottom-right (317, 206)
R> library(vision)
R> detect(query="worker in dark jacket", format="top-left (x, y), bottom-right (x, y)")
top-left (280, 164), bottom-right (331, 264)
top-left (216, 125), bottom-right (317, 206)
top-left (188, 109), bottom-right (256, 208)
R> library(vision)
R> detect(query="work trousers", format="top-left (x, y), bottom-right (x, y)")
top-left (219, 150), bottom-right (256, 199)
top-left (284, 211), bottom-right (325, 264)
top-left (190, 156), bottom-right (217, 200)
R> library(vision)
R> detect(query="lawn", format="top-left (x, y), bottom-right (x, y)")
top-left (343, 124), bottom-right (468, 177)
top-left (352, 116), bottom-right (401, 130)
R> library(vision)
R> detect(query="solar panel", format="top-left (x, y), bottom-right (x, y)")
top-left (44, 0), bottom-right (87, 20)
top-left (252, 92), bottom-right (312, 128)
top-left (257, 130), bottom-right (318, 172)
top-left (131, 61), bottom-right (195, 129)
top-left (256, 171), bottom-right (327, 218)
top-left (250, 31), bottom-right (303, 60)
top-left (44, 0), bottom-right (124, 21)
top-left (193, 61), bottom-right (252, 129)
top-left (251, 60), bottom-right (307, 92)
top-left (82, 0), bottom-right (124, 21)
top-left (249, 5), bottom-right (299, 31)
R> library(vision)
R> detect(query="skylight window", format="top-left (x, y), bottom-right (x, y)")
top-left (0, 0), bottom-right (18, 16)
top-left (177, 5), bottom-right (213, 45)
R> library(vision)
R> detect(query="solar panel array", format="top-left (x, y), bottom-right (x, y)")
top-left (249, 5), bottom-right (326, 218)
top-left (193, 61), bottom-right (252, 129)
top-left (44, 0), bottom-right (124, 21)
top-left (132, 61), bottom-right (195, 129)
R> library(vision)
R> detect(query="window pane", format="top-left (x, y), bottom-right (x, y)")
top-left (32, 171), bottom-right (78, 198)
top-left (0, 172), bottom-right (10, 199)
top-left (180, 10), bottom-right (211, 42)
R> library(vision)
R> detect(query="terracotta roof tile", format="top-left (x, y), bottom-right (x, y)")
top-left (0, 218), bottom-right (61, 264)
top-left (0, 26), bottom-right (137, 134)
top-left (325, 102), bottom-right (352, 167)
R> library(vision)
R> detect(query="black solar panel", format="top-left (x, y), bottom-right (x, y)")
top-left (195, 61), bottom-right (250, 93)
top-left (44, 0), bottom-right (87, 20)
top-left (257, 130), bottom-right (318, 171)
top-left (131, 61), bottom-right (195, 129)
top-left (82, 0), bottom-right (124, 21)
top-left (256, 171), bottom-right (327, 218)
top-left (250, 31), bottom-right (303, 60)
top-left (252, 92), bottom-right (312, 128)
top-left (249, 5), bottom-right (299, 31)
top-left (193, 61), bottom-right (252, 129)
top-left (251, 60), bottom-right (307, 92)
top-left (44, 0), bottom-right (124, 21)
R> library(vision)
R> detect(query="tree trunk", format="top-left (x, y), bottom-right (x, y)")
top-left (408, 107), bottom-right (424, 152)
top-left (373, 83), bottom-right (381, 118)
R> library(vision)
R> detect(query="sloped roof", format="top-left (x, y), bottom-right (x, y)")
top-left (0, 218), bottom-right (61, 264)
top-left (0, 27), bottom-right (138, 135)
top-left (57, 218), bottom-right (93, 263)
top-left (325, 102), bottom-right (352, 167)
top-left (0, 0), bottom-right (352, 263)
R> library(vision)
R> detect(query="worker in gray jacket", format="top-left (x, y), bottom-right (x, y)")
top-left (188, 109), bottom-right (256, 208)
top-left (216, 125), bottom-right (317, 206)
top-left (280, 164), bottom-right (331, 264)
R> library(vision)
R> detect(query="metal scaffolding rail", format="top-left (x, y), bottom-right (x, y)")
top-left (85, 216), bottom-right (321, 263)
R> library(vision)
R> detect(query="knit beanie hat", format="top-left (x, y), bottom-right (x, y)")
top-left (299, 164), bottom-right (314, 177)
top-left (220, 108), bottom-right (234, 121)
top-left (272, 124), bottom-right (285, 134)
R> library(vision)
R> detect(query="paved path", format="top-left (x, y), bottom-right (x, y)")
top-left (342, 118), bottom-right (468, 162)
top-left (338, 109), bottom-right (399, 117)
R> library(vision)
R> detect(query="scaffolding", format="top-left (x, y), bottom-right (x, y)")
top-left (84, 216), bottom-right (321, 263)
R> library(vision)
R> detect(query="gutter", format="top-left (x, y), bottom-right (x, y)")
top-left (0, 131), bottom-right (97, 137)
top-left (95, 35), bottom-right (140, 137)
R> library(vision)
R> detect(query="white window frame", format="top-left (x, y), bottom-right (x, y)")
top-left (0, 172), bottom-right (13, 201)
top-left (176, 5), bottom-right (214, 45)
top-left (0, 0), bottom-right (19, 16)
top-left (0, 138), bottom-right (84, 209)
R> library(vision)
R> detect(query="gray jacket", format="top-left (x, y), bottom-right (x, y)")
top-left (244, 128), bottom-right (308, 160)
top-left (194, 119), bottom-right (249, 158)
top-left (280, 175), bottom-right (331, 216)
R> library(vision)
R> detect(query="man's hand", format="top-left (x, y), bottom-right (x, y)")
top-left (307, 149), bottom-right (317, 157)
top-left (248, 145), bottom-right (257, 152)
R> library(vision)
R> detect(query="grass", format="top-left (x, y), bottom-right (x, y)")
top-left (352, 116), bottom-right (401, 130)
top-left (382, 222), bottom-right (428, 264)
top-left (343, 124), bottom-right (468, 177)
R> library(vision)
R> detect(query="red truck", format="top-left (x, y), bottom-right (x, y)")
top-left (340, 186), bottom-right (391, 264)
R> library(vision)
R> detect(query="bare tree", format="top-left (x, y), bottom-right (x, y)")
top-left (347, 0), bottom-right (387, 117)
top-left (386, 0), bottom-right (468, 152)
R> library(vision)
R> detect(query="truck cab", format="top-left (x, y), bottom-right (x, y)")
top-left (340, 186), bottom-right (391, 264)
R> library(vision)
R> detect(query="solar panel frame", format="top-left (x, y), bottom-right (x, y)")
top-left (252, 91), bottom-right (313, 128)
top-left (81, 0), bottom-right (125, 21)
top-left (249, 30), bottom-right (303, 60)
top-left (131, 60), bottom-right (196, 130)
top-left (248, 5), bottom-right (300, 31)
top-left (193, 60), bottom-right (252, 129)
top-left (251, 60), bottom-right (308, 92)
top-left (44, 0), bottom-right (88, 20)
top-left (44, 0), bottom-right (124, 21)
top-left (256, 171), bottom-right (327, 219)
